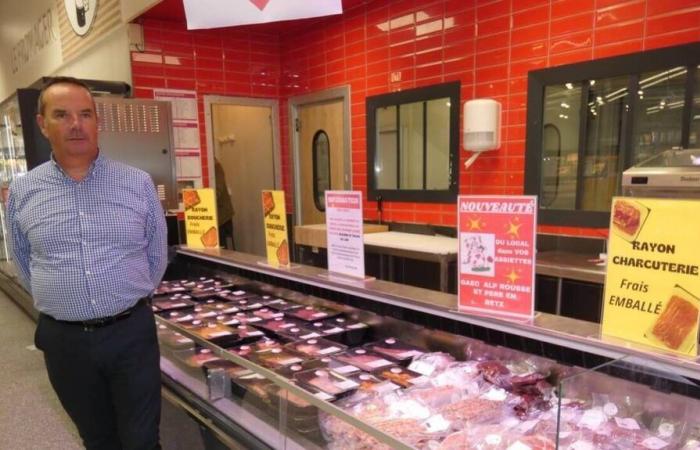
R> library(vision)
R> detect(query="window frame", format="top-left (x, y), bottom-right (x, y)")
top-left (525, 42), bottom-right (700, 228)
top-left (312, 129), bottom-right (331, 212)
top-left (366, 81), bottom-right (460, 203)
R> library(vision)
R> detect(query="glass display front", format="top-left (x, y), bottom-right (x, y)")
top-left (0, 94), bottom-right (29, 261)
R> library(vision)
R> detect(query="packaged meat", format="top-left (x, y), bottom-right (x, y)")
top-left (202, 302), bottom-right (240, 315)
top-left (405, 385), bottom-right (464, 409)
top-left (374, 366), bottom-right (430, 388)
top-left (365, 337), bottom-right (425, 363)
top-left (157, 327), bottom-right (195, 350)
top-left (228, 297), bottom-right (266, 311)
top-left (233, 325), bottom-right (265, 343)
top-left (251, 307), bottom-right (284, 320)
top-left (190, 322), bottom-right (239, 346)
top-left (231, 311), bottom-right (264, 325)
top-left (334, 348), bottom-right (395, 372)
top-left (285, 337), bottom-right (347, 358)
top-left (257, 317), bottom-right (307, 334)
top-left (227, 338), bottom-right (281, 359)
top-left (408, 352), bottom-right (456, 376)
top-left (154, 280), bottom-right (189, 295)
top-left (265, 298), bottom-right (304, 311)
top-left (348, 372), bottom-right (400, 394)
top-left (315, 357), bottom-right (362, 376)
top-left (308, 321), bottom-right (346, 340)
top-left (230, 372), bottom-right (273, 407)
top-left (438, 428), bottom-right (508, 450)
top-left (322, 317), bottom-right (369, 345)
top-left (439, 397), bottom-right (505, 425)
top-left (153, 295), bottom-right (196, 311)
top-left (202, 358), bottom-right (252, 380)
top-left (180, 348), bottom-right (221, 369)
top-left (294, 368), bottom-right (360, 396)
top-left (276, 326), bottom-right (322, 342)
top-left (507, 435), bottom-right (556, 450)
top-left (286, 305), bottom-right (341, 322)
top-left (253, 347), bottom-right (305, 369)
top-left (189, 286), bottom-right (226, 301)
top-left (274, 363), bottom-right (307, 379)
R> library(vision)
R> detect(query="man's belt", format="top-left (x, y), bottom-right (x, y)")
top-left (45, 297), bottom-right (150, 331)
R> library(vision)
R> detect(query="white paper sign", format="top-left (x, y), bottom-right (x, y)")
top-left (183, 0), bottom-right (343, 30)
top-left (325, 191), bottom-right (365, 279)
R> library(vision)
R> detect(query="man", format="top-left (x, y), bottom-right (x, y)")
top-left (214, 156), bottom-right (234, 250)
top-left (7, 77), bottom-right (167, 450)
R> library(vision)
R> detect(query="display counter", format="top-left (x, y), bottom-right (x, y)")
top-left (158, 247), bottom-right (700, 449)
top-left (4, 246), bottom-right (700, 449)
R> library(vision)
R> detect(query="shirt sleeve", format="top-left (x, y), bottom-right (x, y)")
top-left (143, 177), bottom-right (168, 289)
top-left (6, 186), bottom-right (32, 292)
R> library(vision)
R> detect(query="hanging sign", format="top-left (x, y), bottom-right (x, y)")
top-left (457, 195), bottom-right (537, 318)
top-left (325, 191), bottom-right (365, 278)
top-left (602, 197), bottom-right (700, 356)
top-left (183, 0), bottom-right (342, 30)
top-left (183, 188), bottom-right (219, 249)
top-left (262, 190), bottom-right (290, 267)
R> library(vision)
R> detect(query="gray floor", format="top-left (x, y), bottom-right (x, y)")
top-left (0, 291), bottom-right (213, 450)
top-left (0, 290), bottom-right (83, 450)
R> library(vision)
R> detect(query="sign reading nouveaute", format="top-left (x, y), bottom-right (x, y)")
top-left (457, 196), bottom-right (537, 319)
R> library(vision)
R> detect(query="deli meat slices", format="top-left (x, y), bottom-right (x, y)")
top-left (651, 294), bottom-right (699, 350)
top-left (612, 200), bottom-right (641, 236)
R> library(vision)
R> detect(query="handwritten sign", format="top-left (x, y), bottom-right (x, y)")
top-left (325, 191), bottom-right (365, 278)
top-left (183, 188), bottom-right (219, 249)
top-left (262, 190), bottom-right (290, 267)
top-left (602, 197), bottom-right (700, 356)
top-left (457, 196), bottom-right (537, 318)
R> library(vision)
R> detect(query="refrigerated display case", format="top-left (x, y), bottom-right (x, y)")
top-left (150, 247), bottom-right (700, 449)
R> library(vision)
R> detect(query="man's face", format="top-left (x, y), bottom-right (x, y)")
top-left (37, 83), bottom-right (98, 161)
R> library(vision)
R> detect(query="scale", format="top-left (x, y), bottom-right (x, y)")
top-left (622, 149), bottom-right (700, 198)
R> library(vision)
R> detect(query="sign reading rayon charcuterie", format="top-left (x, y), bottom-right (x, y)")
top-left (457, 196), bottom-right (537, 319)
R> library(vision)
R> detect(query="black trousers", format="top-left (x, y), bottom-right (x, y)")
top-left (35, 302), bottom-right (162, 450)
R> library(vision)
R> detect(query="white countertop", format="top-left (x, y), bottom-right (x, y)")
top-left (363, 231), bottom-right (458, 255)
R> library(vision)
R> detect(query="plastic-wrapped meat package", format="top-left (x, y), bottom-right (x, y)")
top-left (431, 361), bottom-right (483, 395)
top-left (506, 435), bottom-right (556, 450)
top-left (407, 352), bottom-right (456, 377)
top-left (438, 396), bottom-right (507, 427)
top-left (404, 385), bottom-right (465, 410)
top-left (365, 337), bottom-right (425, 363)
top-left (478, 360), bottom-right (513, 389)
top-left (438, 425), bottom-right (511, 450)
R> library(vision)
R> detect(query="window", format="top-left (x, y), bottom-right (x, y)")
top-left (312, 130), bottom-right (330, 211)
top-left (367, 81), bottom-right (460, 202)
top-left (526, 42), bottom-right (700, 227)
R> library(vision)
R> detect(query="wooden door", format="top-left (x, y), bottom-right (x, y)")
top-left (212, 104), bottom-right (275, 256)
top-left (298, 99), bottom-right (345, 225)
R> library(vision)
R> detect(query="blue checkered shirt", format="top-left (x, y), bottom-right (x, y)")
top-left (7, 153), bottom-right (168, 321)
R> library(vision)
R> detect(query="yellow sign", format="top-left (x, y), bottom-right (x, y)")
top-left (602, 197), bottom-right (700, 356)
top-left (183, 188), bottom-right (219, 249)
top-left (262, 190), bottom-right (290, 267)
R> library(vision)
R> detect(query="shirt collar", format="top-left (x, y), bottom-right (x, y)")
top-left (50, 151), bottom-right (105, 182)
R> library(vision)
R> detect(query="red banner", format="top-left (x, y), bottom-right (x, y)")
top-left (457, 196), bottom-right (537, 318)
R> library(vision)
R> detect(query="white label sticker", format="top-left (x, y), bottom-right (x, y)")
top-left (347, 323), bottom-right (367, 329)
top-left (246, 317), bottom-right (262, 323)
top-left (481, 388), bottom-right (508, 402)
top-left (614, 417), bottom-right (641, 430)
top-left (424, 414), bottom-right (451, 433)
top-left (279, 357), bottom-right (303, 365)
top-left (311, 312), bottom-right (328, 318)
top-left (506, 441), bottom-right (532, 450)
top-left (603, 402), bottom-right (619, 416)
top-left (335, 380), bottom-right (359, 390)
top-left (408, 361), bottom-right (437, 376)
top-left (323, 327), bottom-right (344, 334)
top-left (366, 359), bottom-right (393, 369)
top-left (176, 338), bottom-right (193, 344)
top-left (247, 331), bottom-right (264, 336)
top-left (318, 346), bottom-right (341, 355)
top-left (208, 331), bottom-right (232, 338)
top-left (658, 422), bottom-right (675, 438)
top-left (642, 437), bottom-right (669, 449)
top-left (233, 290), bottom-right (247, 296)
top-left (579, 408), bottom-right (606, 430)
top-left (409, 375), bottom-right (430, 385)
top-left (399, 350), bottom-right (423, 359)
top-left (485, 435), bottom-right (502, 445)
top-left (300, 332), bottom-right (322, 340)
top-left (248, 303), bottom-right (263, 309)
top-left (569, 441), bottom-right (595, 450)
top-left (334, 365), bottom-right (359, 375)
top-left (314, 392), bottom-right (334, 401)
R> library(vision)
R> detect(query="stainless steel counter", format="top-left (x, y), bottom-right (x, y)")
top-left (536, 250), bottom-right (606, 284)
top-left (178, 246), bottom-right (700, 381)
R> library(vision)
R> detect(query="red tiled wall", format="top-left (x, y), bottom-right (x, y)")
top-left (131, 19), bottom-right (282, 188)
top-left (132, 0), bottom-right (700, 237)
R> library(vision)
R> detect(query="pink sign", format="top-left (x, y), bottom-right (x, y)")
top-left (325, 191), bottom-right (365, 279)
top-left (457, 196), bottom-right (537, 318)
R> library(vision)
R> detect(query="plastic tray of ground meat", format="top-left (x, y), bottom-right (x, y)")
top-left (153, 295), bottom-right (196, 312)
top-left (286, 305), bottom-right (341, 322)
top-left (294, 368), bottom-right (359, 397)
top-left (364, 337), bottom-right (425, 364)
